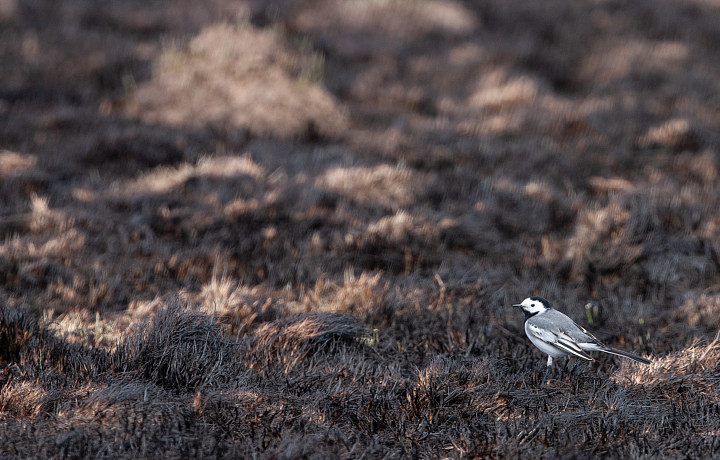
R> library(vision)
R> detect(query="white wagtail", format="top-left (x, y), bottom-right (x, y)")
top-left (513, 296), bottom-right (651, 367)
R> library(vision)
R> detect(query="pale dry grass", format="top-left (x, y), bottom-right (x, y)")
top-left (579, 40), bottom-right (690, 89)
top-left (0, 381), bottom-right (47, 418)
top-left (675, 295), bottom-right (720, 333)
top-left (294, 0), bottom-right (477, 40)
top-left (614, 335), bottom-right (720, 397)
top-left (469, 71), bottom-right (540, 110)
top-left (637, 118), bottom-right (701, 151)
top-left (44, 309), bottom-right (122, 348)
top-left (126, 22), bottom-right (347, 139)
top-left (299, 269), bottom-right (389, 317)
top-left (0, 150), bottom-right (36, 178)
top-left (198, 266), bottom-right (277, 335)
top-left (318, 164), bottom-right (424, 211)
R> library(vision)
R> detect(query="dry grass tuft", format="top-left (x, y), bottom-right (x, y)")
top-left (0, 381), bottom-right (48, 418)
top-left (318, 165), bottom-right (424, 211)
top-left (294, 0), bottom-right (477, 42)
top-left (675, 295), bottom-right (720, 333)
top-left (251, 313), bottom-right (366, 371)
top-left (302, 270), bottom-right (389, 318)
top-left (199, 268), bottom-right (277, 335)
top-left (637, 118), bottom-right (701, 152)
top-left (615, 335), bottom-right (720, 393)
top-left (126, 21), bottom-right (347, 139)
top-left (112, 299), bottom-right (238, 391)
top-left (0, 150), bottom-right (36, 178)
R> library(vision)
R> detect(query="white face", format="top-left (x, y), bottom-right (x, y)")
top-left (517, 297), bottom-right (547, 315)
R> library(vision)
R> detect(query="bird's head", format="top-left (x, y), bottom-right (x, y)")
top-left (513, 296), bottom-right (551, 318)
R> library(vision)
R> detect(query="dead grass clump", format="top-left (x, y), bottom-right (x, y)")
top-left (116, 153), bottom-right (267, 202)
top-left (345, 211), bottom-right (445, 273)
top-left (199, 270), bottom-right (277, 335)
top-left (28, 194), bottom-right (74, 234)
top-left (470, 71), bottom-right (541, 110)
top-left (318, 165), bottom-right (424, 212)
top-left (112, 299), bottom-right (237, 391)
top-left (0, 150), bottom-right (36, 178)
top-left (44, 309), bottom-right (123, 349)
top-left (637, 118), bottom-right (702, 152)
top-left (127, 21), bottom-right (347, 139)
top-left (614, 335), bottom-right (720, 394)
top-left (562, 195), bottom-right (649, 283)
top-left (302, 270), bottom-right (390, 320)
top-left (676, 295), bottom-right (720, 333)
top-left (366, 211), bottom-right (434, 245)
top-left (0, 381), bottom-right (48, 418)
top-left (679, 150), bottom-right (719, 186)
top-left (293, 0), bottom-right (476, 43)
top-left (251, 313), bottom-right (366, 371)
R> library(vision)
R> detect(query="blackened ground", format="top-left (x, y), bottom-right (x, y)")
top-left (1, 0), bottom-right (720, 458)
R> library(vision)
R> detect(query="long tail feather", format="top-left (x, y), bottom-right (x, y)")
top-left (599, 347), bottom-right (651, 364)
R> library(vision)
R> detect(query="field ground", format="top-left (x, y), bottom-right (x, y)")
top-left (2, 0), bottom-right (720, 457)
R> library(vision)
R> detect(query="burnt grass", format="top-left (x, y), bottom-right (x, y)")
top-left (2, 0), bottom-right (720, 458)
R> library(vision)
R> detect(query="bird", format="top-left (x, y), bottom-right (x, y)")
top-left (513, 296), bottom-right (651, 367)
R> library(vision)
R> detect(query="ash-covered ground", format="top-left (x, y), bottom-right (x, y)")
top-left (2, 1), bottom-right (720, 457)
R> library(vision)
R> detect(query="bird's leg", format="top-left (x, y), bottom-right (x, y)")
top-left (543, 356), bottom-right (553, 384)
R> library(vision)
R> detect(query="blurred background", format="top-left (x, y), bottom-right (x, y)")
top-left (3, 0), bottom-right (719, 346)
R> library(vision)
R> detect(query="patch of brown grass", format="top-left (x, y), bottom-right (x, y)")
top-left (0, 381), bottom-right (48, 418)
top-left (126, 22), bottom-right (347, 139)
top-left (251, 313), bottom-right (366, 372)
top-left (616, 335), bottom-right (720, 394)
top-left (675, 295), bottom-right (720, 333)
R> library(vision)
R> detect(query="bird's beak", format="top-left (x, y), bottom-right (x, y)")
top-left (512, 304), bottom-right (522, 308)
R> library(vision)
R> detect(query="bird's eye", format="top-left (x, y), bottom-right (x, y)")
top-left (531, 303), bottom-right (535, 307)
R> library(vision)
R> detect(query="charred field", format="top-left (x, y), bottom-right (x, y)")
top-left (2, 0), bottom-right (720, 458)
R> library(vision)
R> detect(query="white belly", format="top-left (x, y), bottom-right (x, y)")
top-left (525, 322), bottom-right (566, 358)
